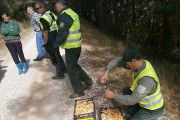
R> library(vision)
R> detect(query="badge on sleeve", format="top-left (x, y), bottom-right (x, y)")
top-left (136, 85), bottom-right (146, 93)
top-left (59, 22), bottom-right (65, 28)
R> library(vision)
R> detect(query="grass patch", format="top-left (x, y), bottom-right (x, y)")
top-left (80, 18), bottom-right (180, 119)
top-left (22, 20), bottom-right (31, 29)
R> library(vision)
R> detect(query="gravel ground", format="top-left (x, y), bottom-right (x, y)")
top-left (0, 31), bottom-right (125, 120)
top-left (0, 31), bottom-right (43, 120)
top-left (0, 31), bottom-right (100, 120)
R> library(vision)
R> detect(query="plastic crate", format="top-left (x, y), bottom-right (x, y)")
top-left (74, 115), bottom-right (95, 120)
top-left (74, 98), bottom-right (96, 120)
top-left (100, 107), bottom-right (124, 120)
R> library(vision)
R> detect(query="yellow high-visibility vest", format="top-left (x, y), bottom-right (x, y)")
top-left (60, 8), bottom-right (82, 49)
top-left (40, 10), bottom-right (58, 32)
top-left (130, 60), bottom-right (164, 110)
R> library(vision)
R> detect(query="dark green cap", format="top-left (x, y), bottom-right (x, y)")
top-left (120, 47), bottom-right (140, 67)
top-left (51, 0), bottom-right (67, 4)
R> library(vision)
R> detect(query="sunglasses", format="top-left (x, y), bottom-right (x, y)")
top-left (35, 7), bottom-right (41, 10)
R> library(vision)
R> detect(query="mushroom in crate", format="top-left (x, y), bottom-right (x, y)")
top-left (101, 108), bottom-right (123, 120)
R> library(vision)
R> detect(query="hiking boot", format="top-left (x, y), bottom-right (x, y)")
top-left (69, 92), bottom-right (85, 98)
top-left (83, 83), bottom-right (93, 90)
top-left (63, 69), bottom-right (67, 73)
top-left (52, 75), bottom-right (65, 79)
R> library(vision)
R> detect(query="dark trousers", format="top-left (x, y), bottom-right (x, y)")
top-left (6, 42), bottom-right (26, 64)
top-left (123, 87), bottom-right (164, 120)
top-left (45, 44), bottom-right (66, 77)
top-left (65, 47), bottom-right (93, 94)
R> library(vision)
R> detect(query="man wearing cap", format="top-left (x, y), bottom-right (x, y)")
top-left (53, 0), bottom-right (94, 98)
top-left (35, 0), bottom-right (66, 79)
top-left (101, 47), bottom-right (164, 120)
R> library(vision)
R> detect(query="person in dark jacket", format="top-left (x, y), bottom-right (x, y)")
top-left (35, 0), bottom-right (66, 79)
top-left (52, 0), bottom-right (94, 98)
top-left (1, 12), bottom-right (27, 74)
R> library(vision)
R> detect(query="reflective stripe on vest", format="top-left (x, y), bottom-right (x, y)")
top-left (60, 8), bottom-right (81, 49)
top-left (69, 30), bottom-right (80, 34)
top-left (141, 95), bottom-right (163, 107)
top-left (142, 90), bottom-right (161, 101)
top-left (40, 11), bottom-right (57, 32)
top-left (43, 13), bottom-right (57, 31)
top-left (44, 13), bottom-right (52, 21)
top-left (65, 38), bottom-right (81, 43)
top-left (130, 60), bottom-right (164, 110)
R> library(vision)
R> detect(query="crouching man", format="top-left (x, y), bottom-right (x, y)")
top-left (101, 47), bottom-right (164, 120)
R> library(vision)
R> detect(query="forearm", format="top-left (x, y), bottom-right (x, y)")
top-left (1, 29), bottom-right (9, 35)
top-left (43, 31), bottom-right (49, 44)
top-left (1, 26), bottom-right (10, 35)
top-left (106, 57), bottom-right (122, 71)
top-left (54, 31), bottom-right (68, 49)
top-left (9, 28), bottom-right (20, 35)
top-left (114, 94), bottom-right (140, 105)
top-left (114, 77), bottom-right (156, 105)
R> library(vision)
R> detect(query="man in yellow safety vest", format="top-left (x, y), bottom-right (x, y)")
top-left (35, 0), bottom-right (66, 79)
top-left (101, 47), bottom-right (164, 120)
top-left (52, 0), bottom-right (94, 98)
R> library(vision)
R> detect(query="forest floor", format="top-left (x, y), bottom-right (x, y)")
top-left (0, 19), bottom-right (179, 120)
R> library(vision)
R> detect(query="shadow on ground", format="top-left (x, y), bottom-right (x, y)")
top-left (15, 54), bottom-right (77, 120)
top-left (0, 60), bottom-right (7, 83)
top-left (8, 49), bottom-right (128, 119)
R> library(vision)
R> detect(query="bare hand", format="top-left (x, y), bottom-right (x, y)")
top-left (101, 69), bottom-right (109, 83)
top-left (105, 89), bottom-right (115, 99)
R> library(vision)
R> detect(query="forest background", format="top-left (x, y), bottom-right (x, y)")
top-left (0, 0), bottom-right (180, 119)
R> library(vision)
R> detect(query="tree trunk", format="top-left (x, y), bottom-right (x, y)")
top-left (98, 0), bottom-right (106, 33)
top-left (79, 0), bottom-right (82, 17)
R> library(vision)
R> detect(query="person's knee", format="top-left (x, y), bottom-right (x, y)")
top-left (123, 87), bottom-right (132, 95)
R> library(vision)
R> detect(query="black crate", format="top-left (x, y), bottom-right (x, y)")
top-left (73, 114), bottom-right (96, 120)
top-left (99, 107), bottom-right (124, 120)
top-left (74, 98), bottom-right (96, 120)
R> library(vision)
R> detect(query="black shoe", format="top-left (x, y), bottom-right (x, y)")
top-left (33, 58), bottom-right (43, 61)
top-left (52, 75), bottom-right (65, 79)
top-left (63, 69), bottom-right (67, 73)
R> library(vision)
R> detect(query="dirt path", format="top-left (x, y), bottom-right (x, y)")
top-left (0, 29), bottom-right (128, 120)
top-left (0, 30), bottom-right (104, 120)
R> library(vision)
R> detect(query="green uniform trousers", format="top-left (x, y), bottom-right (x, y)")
top-left (65, 47), bottom-right (93, 94)
top-left (123, 87), bottom-right (164, 120)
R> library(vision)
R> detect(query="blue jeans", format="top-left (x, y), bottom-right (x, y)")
top-left (36, 32), bottom-right (49, 58)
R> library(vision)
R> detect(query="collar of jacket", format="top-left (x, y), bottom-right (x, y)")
top-left (58, 6), bottom-right (69, 15)
top-left (41, 9), bottom-right (49, 16)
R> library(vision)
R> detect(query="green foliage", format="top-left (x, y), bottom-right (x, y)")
top-left (0, 0), bottom-right (31, 21)
top-left (22, 20), bottom-right (31, 29)
top-left (153, 0), bottom-right (180, 16)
